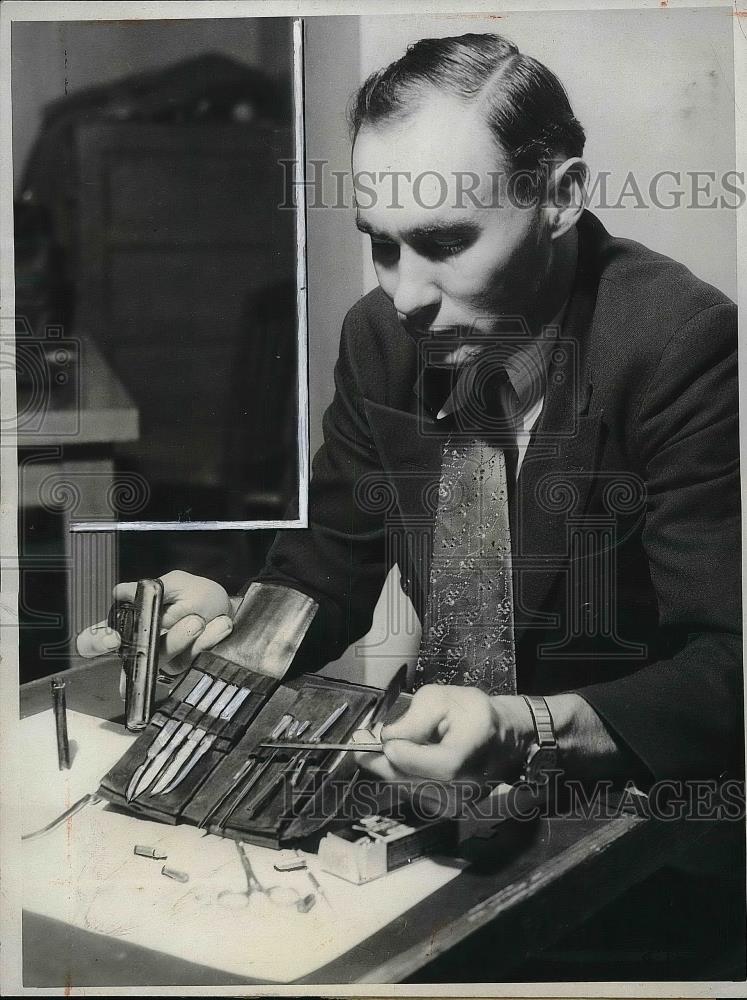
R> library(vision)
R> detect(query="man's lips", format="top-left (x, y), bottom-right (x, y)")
top-left (399, 318), bottom-right (493, 360)
top-left (399, 317), bottom-right (429, 338)
top-left (400, 320), bottom-right (485, 339)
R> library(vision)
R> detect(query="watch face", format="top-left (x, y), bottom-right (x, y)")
top-left (524, 745), bottom-right (558, 784)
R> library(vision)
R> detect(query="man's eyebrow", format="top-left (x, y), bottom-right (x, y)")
top-left (409, 222), bottom-right (481, 240)
top-left (355, 217), bottom-right (480, 240)
top-left (355, 216), bottom-right (378, 236)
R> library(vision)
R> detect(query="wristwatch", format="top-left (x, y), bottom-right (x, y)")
top-left (520, 695), bottom-right (559, 785)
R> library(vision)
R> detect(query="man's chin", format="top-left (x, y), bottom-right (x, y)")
top-left (442, 344), bottom-right (489, 365)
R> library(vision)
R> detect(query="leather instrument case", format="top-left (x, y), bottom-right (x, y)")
top-left (98, 653), bottom-right (385, 849)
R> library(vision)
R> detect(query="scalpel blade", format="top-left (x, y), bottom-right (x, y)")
top-left (22, 793), bottom-right (103, 842)
top-left (151, 727), bottom-right (205, 795)
top-left (130, 721), bottom-right (192, 799)
top-left (158, 733), bottom-right (217, 795)
top-left (126, 717), bottom-right (182, 802)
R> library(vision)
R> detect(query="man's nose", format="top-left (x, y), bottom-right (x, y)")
top-left (392, 249), bottom-right (440, 326)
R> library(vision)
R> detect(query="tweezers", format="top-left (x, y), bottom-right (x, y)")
top-left (259, 665), bottom-right (407, 756)
top-left (259, 740), bottom-right (384, 752)
top-left (289, 664), bottom-right (408, 797)
top-left (259, 664), bottom-right (407, 756)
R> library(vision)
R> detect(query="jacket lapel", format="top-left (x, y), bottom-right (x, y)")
top-left (362, 398), bottom-right (442, 604)
top-left (514, 412), bottom-right (605, 645)
top-left (362, 399), bottom-right (443, 504)
top-left (513, 216), bottom-right (606, 644)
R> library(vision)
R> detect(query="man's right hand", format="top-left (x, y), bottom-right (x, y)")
top-left (76, 570), bottom-right (236, 679)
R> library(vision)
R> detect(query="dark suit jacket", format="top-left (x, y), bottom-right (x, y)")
top-left (257, 211), bottom-right (741, 781)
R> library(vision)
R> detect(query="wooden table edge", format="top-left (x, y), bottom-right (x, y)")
top-left (19, 660), bottom-right (718, 986)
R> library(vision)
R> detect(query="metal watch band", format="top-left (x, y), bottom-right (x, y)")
top-left (522, 695), bottom-right (557, 748)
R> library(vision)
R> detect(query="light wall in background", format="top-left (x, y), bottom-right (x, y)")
top-left (303, 17), bottom-right (410, 687)
top-left (304, 16), bottom-right (364, 458)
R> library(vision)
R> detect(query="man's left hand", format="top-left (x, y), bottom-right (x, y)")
top-left (354, 684), bottom-right (535, 788)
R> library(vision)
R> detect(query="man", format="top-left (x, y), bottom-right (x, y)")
top-left (79, 33), bottom-right (741, 793)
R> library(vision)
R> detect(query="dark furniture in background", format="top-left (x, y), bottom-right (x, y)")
top-left (75, 121), bottom-right (298, 523)
top-left (17, 69), bottom-right (301, 680)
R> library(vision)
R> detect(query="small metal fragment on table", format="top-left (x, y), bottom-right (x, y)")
top-left (274, 855), bottom-right (308, 872)
top-left (161, 865), bottom-right (189, 883)
top-left (352, 823), bottom-right (388, 841)
top-left (134, 844), bottom-right (168, 860)
top-left (51, 676), bottom-right (71, 770)
top-left (296, 892), bottom-right (316, 913)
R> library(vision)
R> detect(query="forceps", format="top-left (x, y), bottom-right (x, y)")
top-left (217, 840), bottom-right (315, 913)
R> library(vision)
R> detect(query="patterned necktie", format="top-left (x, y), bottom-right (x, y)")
top-left (413, 365), bottom-right (519, 696)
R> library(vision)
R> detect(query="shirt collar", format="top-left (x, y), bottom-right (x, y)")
top-left (433, 300), bottom-right (568, 422)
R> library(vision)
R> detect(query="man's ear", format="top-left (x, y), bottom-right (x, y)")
top-left (545, 157), bottom-right (588, 238)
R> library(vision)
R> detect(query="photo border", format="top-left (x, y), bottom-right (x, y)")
top-left (1, 2), bottom-right (744, 998)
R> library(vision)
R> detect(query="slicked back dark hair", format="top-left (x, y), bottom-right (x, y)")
top-left (349, 33), bottom-right (586, 203)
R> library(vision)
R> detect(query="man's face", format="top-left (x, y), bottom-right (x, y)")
top-left (352, 94), bottom-right (556, 354)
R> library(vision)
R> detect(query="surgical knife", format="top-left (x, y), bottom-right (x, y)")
top-left (126, 717), bottom-right (183, 802)
top-left (129, 678), bottom-right (227, 799)
top-left (291, 664), bottom-right (408, 792)
top-left (124, 674), bottom-right (221, 801)
top-left (151, 725), bottom-right (207, 795)
top-left (156, 732), bottom-right (216, 795)
top-left (184, 672), bottom-right (215, 706)
top-left (153, 687), bottom-right (252, 795)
